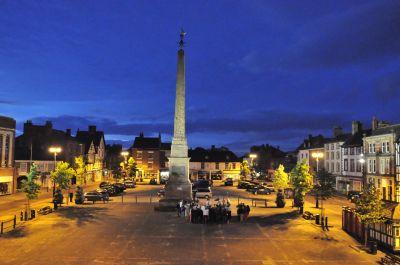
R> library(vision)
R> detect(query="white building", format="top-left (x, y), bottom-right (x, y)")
top-left (0, 116), bottom-right (16, 195)
top-left (297, 134), bottom-right (325, 173)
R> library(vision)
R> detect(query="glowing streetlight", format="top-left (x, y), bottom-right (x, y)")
top-left (311, 152), bottom-right (324, 172)
top-left (121, 151), bottom-right (130, 181)
top-left (49, 146), bottom-right (62, 196)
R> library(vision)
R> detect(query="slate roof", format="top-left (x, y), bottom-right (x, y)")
top-left (370, 124), bottom-right (400, 137)
top-left (132, 136), bottom-right (161, 150)
top-left (297, 135), bottom-right (325, 150)
top-left (342, 130), bottom-right (372, 147)
top-left (323, 133), bottom-right (352, 144)
top-left (0, 116), bottom-right (16, 129)
top-left (189, 147), bottom-right (241, 162)
top-left (76, 130), bottom-right (104, 153)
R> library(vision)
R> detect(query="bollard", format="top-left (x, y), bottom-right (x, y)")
top-left (20, 211), bottom-right (23, 221)
top-left (0, 222), bottom-right (3, 234)
top-left (13, 215), bottom-right (16, 229)
top-left (24, 211), bottom-right (28, 221)
top-left (315, 214), bottom-right (320, 225)
top-left (325, 217), bottom-right (328, 228)
top-left (121, 193), bottom-right (124, 204)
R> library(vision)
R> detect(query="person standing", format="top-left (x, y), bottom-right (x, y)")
top-left (202, 205), bottom-right (209, 224)
top-left (244, 205), bottom-right (250, 221)
top-left (226, 202), bottom-right (231, 224)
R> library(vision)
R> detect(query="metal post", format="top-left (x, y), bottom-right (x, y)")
top-left (1, 222), bottom-right (3, 234)
top-left (135, 195), bottom-right (138, 203)
top-left (13, 215), bottom-right (16, 229)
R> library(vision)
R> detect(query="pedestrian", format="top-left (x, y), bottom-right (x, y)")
top-left (177, 202), bottom-right (181, 217)
top-left (237, 203), bottom-right (244, 222)
top-left (185, 202), bottom-right (191, 221)
top-left (226, 202), bottom-right (231, 224)
top-left (244, 205), bottom-right (250, 221)
top-left (202, 205), bottom-right (209, 224)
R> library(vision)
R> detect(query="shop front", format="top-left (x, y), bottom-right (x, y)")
top-left (0, 171), bottom-right (14, 195)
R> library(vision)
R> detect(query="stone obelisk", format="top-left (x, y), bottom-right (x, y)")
top-left (158, 30), bottom-right (192, 209)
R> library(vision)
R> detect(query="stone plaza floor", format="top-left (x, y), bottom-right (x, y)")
top-left (0, 186), bottom-right (383, 265)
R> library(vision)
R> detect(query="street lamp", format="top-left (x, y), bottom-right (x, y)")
top-left (249, 153), bottom-right (257, 167)
top-left (311, 152), bottom-right (324, 172)
top-left (121, 151), bottom-right (129, 181)
top-left (311, 151), bottom-right (324, 209)
top-left (359, 153), bottom-right (366, 191)
top-left (49, 146), bottom-right (62, 196)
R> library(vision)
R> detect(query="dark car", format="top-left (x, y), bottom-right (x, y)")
top-left (149, 178), bottom-right (158, 185)
top-left (224, 178), bottom-right (233, 186)
top-left (253, 187), bottom-right (272, 195)
top-left (348, 191), bottom-right (362, 202)
top-left (96, 188), bottom-right (110, 202)
top-left (84, 191), bottom-right (103, 203)
top-left (99, 182), bottom-right (110, 188)
top-left (38, 206), bottom-right (53, 215)
top-left (238, 181), bottom-right (250, 189)
top-left (124, 180), bottom-right (136, 188)
top-left (102, 185), bottom-right (121, 196)
top-left (114, 182), bottom-right (126, 190)
top-left (246, 183), bottom-right (258, 192)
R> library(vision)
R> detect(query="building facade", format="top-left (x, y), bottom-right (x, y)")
top-left (189, 146), bottom-right (241, 180)
top-left (0, 116), bottom-right (16, 195)
top-left (363, 118), bottom-right (399, 202)
top-left (15, 160), bottom-right (55, 189)
top-left (297, 134), bottom-right (325, 173)
top-left (130, 133), bottom-right (170, 180)
top-left (76, 125), bottom-right (106, 183)
top-left (341, 122), bottom-right (370, 193)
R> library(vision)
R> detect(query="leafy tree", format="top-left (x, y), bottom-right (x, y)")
top-left (74, 156), bottom-right (87, 185)
top-left (113, 168), bottom-right (122, 181)
top-left (355, 182), bottom-right (390, 244)
top-left (20, 163), bottom-right (41, 216)
top-left (240, 160), bottom-right (251, 179)
top-left (127, 157), bottom-right (137, 179)
top-left (290, 161), bottom-right (313, 208)
top-left (51, 162), bottom-right (75, 191)
top-left (273, 164), bottom-right (289, 191)
top-left (313, 169), bottom-right (336, 202)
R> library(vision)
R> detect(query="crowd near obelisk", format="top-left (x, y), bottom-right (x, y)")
top-left (158, 30), bottom-right (192, 209)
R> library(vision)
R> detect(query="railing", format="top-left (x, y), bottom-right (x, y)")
top-left (0, 215), bottom-right (16, 234)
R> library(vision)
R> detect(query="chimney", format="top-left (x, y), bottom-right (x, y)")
top-left (66, 128), bottom-right (71, 136)
top-left (45, 121), bottom-right (53, 128)
top-left (372, 117), bottom-right (378, 131)
top-left (24, 120), bottom-right (33, 133)
top-left (333, 126), bottom-right (343, 138)
top-left (351, 121), bottom-right (362, 135)
top-left (88, 125), bottom-right (96, 133)
top-left (139, 132), bottom-right (144, 137)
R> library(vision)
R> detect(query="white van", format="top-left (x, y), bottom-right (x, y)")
top-left (195, 187), bottom-right (212, 199)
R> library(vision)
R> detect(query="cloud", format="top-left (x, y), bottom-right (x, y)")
top-left (375, 71), bottom-right (400, 101)
top-left (289, 0), bottom-right (400, 68)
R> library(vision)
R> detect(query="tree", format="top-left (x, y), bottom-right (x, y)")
top-left (313, 169), bottom-right (336, 207)
top-left (290, 161), bottom-right (313, 209)
top-left (240, 161), bottom-right (251, 179)
top-left (273, 164), bottom-right (289, 191)
top-left (20, 163), bottom-right (41, 216)
top-left (74, 156), bottom-right (87, 186)
top-left (355, 182), bottom-right (390, 244)
top-left (127, 157), bottom-right (137, 179)
top-left (51, 161), bottom-right (75, 192)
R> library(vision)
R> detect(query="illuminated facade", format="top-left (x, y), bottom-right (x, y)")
top-left (0, 116), bottom-right (16, 195)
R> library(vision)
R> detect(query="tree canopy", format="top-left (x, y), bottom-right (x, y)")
top-left (273, 164), bottom-right (289, 191)
top-left (290, 161), bottom-right (313, 206)
top-left (74, 156), bottom-right (87, 185)
top-left (240, 160), bottom-right (251, 178)
top-left (20, 163), bottom-right (41, 200)
top-left (51, 162), bottom-right (75, 190)
top-left (355, 182), bottom-right (390, 225)
top-left (313, 169), bottom-right (336, 200)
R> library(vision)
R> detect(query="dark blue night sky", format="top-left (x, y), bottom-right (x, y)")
top-left (1, 1), bottom-right (399, 154)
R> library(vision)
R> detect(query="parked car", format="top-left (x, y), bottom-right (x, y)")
top-left (253, 187), bottom-right (272, 195)
top-left (237, 181), bottom-right (250, 189)
top-left (84, 191), bottom-right (103, 203)
top-left (38, 206), bottom-right (53, 215)
top-left (348, 191), bottom-right (362, 202)
top-left (149, 178), bottom-right (158, 185)
top-left (99, 182), bottom-right (110, 188)
top-left (124, 180), bottom-right (136, 188)
top-left (195, 187), bottom-right (212, 199)
top-left (102, 184), bottom-right (121, 196)
top-left (264, 184), bottom-right (275, 192)
top-left (224, 178), bottom-right (233, 186)
top-left (114, 182), bottom-right (126, 191)
top-left (246, 183), bottom-right (258, 192)
top-left (96, 188), bottom-right (110, 202)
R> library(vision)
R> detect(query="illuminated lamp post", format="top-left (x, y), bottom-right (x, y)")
top-left (49, 146), bottom-right (62, 196)
top-left (121, 151), bottom-right (129, 181)
top-left (312, 151), bottom-right (324, 208)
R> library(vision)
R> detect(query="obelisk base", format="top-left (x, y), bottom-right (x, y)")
top-left (155, 157), bottom-right (192, 211)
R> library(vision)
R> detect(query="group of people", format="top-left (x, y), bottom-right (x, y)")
top-left (177, 199), bottom-right (251, 224)
top-left (177, 198), bottom-right (232, 224)
top-left (236, 203), bottom-right (251, 222)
